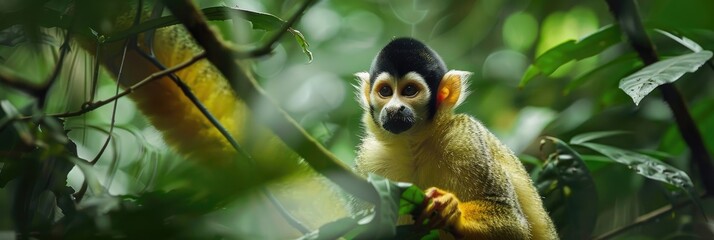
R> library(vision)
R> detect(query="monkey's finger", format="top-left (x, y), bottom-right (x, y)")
top-left (442, 203), bottom-right (461, 228)
top-left (431, 195), bottom-right (460, 229)
top-left (441, 197), bottom-right (458, 216)
top-left (445, 207), bottom-right (461, 227)
top-left (426, 196), bottom-right (455, 229)
top-left (416, 200), bottom-right (439, 226)
top-left (427, 211), bottom-right (447, 229)
top-left (425, 187), bottom-right (439, 198)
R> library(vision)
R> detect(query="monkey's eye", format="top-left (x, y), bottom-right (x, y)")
top-left (378, 85), bottom-right (393, 97)
top-left (402, 84), bottom-right (419, 97)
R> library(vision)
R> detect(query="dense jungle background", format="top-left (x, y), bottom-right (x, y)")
top-left (1, 0), bottom-right (714, 239)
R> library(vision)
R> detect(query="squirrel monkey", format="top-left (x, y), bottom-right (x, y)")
top-left (354, 38), bottom-right (557, 239)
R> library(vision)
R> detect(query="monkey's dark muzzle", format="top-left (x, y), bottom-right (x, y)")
top-left (381, 107), bottom-right (415, 134)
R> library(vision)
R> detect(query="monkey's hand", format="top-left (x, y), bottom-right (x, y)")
top-left (414, 187), bottom-right (463, 237)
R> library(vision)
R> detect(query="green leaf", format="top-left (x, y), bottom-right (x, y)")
top-left (107, 7), bottom-right (285, 42)
top-left (580, 155), bottom-right (613, 173)
top-left (288, 29), bottom-right (314, 63)
top-left (564, 54), bottom-right (642, 95)
top-left (655, 29), bottom-right (703, 52)
top-left (538, 137), bottom-right (598, 240)
top-left (205, 7), bottom-right (284, 31)
top-left (519, 65), bottom-right (541, 87)
top-left (569, 131), bottom-right (628, 145)
top-left (577, 143), bottom-right (694, 190)
top-left (67, 156), bottom-right (105, 196)
top-left (398, 184), bottom-right (425, 215)
top-left (343, 175), bottom-right (434, 239)
top-left (576, 142), bottom-right (706, 218)
top-left (359, 174), bottom-right (401, 238)
top-left (520, 25), bottom-right (621, 86)
top-left (619, 51), bottom-right (713, 105)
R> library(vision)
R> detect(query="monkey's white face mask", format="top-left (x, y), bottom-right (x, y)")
top-left (355, 70), bottom-right (471, 135)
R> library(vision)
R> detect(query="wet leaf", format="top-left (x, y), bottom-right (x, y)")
top-left (576, 143), bottom-right (694, 191)
top-left (577, 141), bottom-right (706, 218)
top-left (619, 51), bottom-right (712, 105)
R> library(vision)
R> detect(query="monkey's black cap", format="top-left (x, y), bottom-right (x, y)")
top-left (369, 37), bottom-right (447, 119)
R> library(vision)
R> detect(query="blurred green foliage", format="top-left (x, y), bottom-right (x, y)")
top-left (1, 0), bottom-right (714, 239)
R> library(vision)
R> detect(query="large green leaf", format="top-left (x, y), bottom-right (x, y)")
top-left (575, 142), bottom-right (705, 218)
top-left (360, 174), bottom-right (402, 238)
top-left (308, 176), bottom-right (433, 240)
top-left (619, 51), bottom-right (713, 105)
top-left (538, 137), bottom-right (598, 240)
top-left (520, 25), bottom-right (621, 86)
top-left (576, 143), bottom-right (698, 198)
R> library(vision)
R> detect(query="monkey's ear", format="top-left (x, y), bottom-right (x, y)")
top-left (354, 72), bottom-right (371, 109)
top-left (436, 70), bottom-right (472, 110)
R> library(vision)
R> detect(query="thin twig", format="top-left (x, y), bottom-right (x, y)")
top-left (261, 188), bottom-right (311, 233)
top-left (88, 42), bottom-right (102, 103)
top-left (0, 66), bottom-right (46, 97)
top-left (39, 29), bottom-right (73, 106)
top-left (594, 192), bottom-right (709, 240)
top-left (96, 37), bottom-right (130, 194)
top-left (17, 52), bottom-right (207, 121)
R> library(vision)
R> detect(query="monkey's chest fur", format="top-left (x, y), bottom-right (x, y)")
top-left (355, 115), bottom-right (514, 203)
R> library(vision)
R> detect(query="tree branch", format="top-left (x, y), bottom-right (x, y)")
top-left (594, 192), bottom-right (708, 240)
top-left (19, 52), bottom-right (206, 120)
top-left (239, 0), bottom-right (316, 58)
top-left (161, 0), bottom-right (379, 204)
top-left (604, 0), bottom-right (714, 194)
top-left (0, 65), bottom-right (46, 97)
